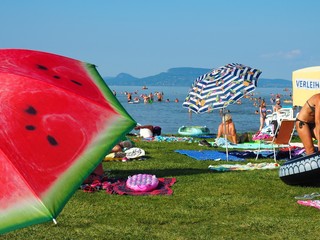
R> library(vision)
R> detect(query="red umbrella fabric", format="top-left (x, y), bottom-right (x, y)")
top-left (0, 49), bottom-right (136, 234)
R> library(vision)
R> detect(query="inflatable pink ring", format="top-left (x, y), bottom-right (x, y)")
top-left (126, 174), bottom-right (159, 192)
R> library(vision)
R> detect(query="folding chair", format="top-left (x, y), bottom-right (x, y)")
top-left (256, 119), bottom-right (296, 161)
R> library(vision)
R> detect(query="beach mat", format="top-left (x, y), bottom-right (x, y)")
top-left (196, 134), bottom-right (216, 139)
top-left (213, 142), bottom-right (276, 149)
top-left (175, 150), bottom-right (246, 161)
top-left (153, 136), bottom-right (193, 142)
top-left (297, 200), bottom-right (320, 210)
top-left (105, 178), bottom-right (176, 196)
top-left (208, 162), bottom-right (280, 172)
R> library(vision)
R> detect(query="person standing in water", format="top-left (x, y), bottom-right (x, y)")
top-left (259, 99), bottom-right (267, 131)
top-left (273, 98), bottom-right (282, 112)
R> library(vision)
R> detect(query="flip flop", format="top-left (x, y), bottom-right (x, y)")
top-left (294, 192), bottom-right (320, 200)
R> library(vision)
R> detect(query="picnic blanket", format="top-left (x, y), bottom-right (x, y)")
top-left (175, 150), bottom-right (248, 161)
top-left (208, 162), bottom-right (280, 172)
top-left (105, 178), bottom-right (176, 196)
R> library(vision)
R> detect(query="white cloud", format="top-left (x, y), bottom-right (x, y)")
top-left (260, 49), bottom-right (302, 59)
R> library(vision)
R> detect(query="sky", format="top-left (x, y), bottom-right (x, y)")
top-left (1, 0), bottom-right (320, 80)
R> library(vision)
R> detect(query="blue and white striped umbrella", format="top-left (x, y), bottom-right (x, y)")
top-left (183, 63), bottom-right (262, 113)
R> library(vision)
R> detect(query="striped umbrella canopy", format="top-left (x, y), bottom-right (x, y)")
top-left (183, 63), bottom-right (262, 113)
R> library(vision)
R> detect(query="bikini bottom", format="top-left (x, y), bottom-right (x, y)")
top-left (296, 118), bottom-right (315, 130)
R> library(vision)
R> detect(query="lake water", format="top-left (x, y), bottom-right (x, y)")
top-left (110, 85), bottom-right (293, 135)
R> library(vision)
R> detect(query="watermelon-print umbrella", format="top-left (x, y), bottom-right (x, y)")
top-left (183, 63), bottom-right (261, 113)
top-left (0, 49), bottom-right (136, 234)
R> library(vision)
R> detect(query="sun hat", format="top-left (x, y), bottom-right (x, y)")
top-left (223, 113), bottom-right (232, 122)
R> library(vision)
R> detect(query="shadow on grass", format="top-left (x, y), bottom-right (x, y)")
top-left (110, 168), bottom-right (210, 178)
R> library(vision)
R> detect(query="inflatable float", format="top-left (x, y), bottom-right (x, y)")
top-left (178, 126), bottom-right (210, 136)
top-left (279, 152), bottom-right (320, 187)
top-left (126, 174), bottom-right (159, 192)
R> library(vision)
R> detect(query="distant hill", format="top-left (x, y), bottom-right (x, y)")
top-left (103, 67), bottom-right (292, 88)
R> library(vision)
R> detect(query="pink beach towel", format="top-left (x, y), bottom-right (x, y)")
top-left (252, 131), bottom-right (273, 141)
top-left (297, 200), bottom-right (320, 210)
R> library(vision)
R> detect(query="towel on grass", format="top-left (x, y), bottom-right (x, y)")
top-left (297, 200), bottom-right (320, 210)
top-left (142, 136), bottom-right (193, 142)
top-left (105, 178), bottom-right (176, 196)
top-left (228, 142), bottom-right (275, 149)
top-left (175, 150), bottom-right (246, 161)
top-left (213, 138), bottom-right (276, 150)
top-left (196, 134), bottom-right (216, 139)
top-left (208, 162), bottom-right (280, 172)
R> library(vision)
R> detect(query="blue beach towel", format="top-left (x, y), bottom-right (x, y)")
top-left (196, 134), bottom-right (217, 139)
top-left (175, 150), bottom-right (245, 161)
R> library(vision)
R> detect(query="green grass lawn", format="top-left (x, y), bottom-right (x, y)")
top-left (3, 137), bottom-right (320, 240)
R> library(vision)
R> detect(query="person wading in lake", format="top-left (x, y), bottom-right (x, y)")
top-left (273, 98), bottom-right (282, 112)
top-left (259, 99), bottom-right (267, 131)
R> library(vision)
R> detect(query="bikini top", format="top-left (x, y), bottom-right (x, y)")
top-left (307, 100), bottom-right (315, 112)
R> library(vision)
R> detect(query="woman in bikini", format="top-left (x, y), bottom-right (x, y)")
top-left (259, 99), bottom-right (267, 131)
top-left (295, 93), bottom-right (320, 155)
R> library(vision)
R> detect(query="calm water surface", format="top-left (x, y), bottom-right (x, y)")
top-left (110, 85), bottom-right (292, 135)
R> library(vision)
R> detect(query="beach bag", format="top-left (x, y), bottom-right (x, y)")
top-left (153, 126), bottom-right (162, 136)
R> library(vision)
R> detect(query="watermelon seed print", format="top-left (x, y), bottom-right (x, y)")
top-left (25, 106), bottom-right (37, 115)
top-left (47, 135), bottom-right (58, 146)
top-left (36, 64), bottom-right (48, 71)
top-left (70, 79), bottom-right (82, 86)
top-left (25, 125), bottom-right (36, 131)
top-left (36, 63), bottom-right (83, 86)
top-left (24, 105), bottom-right (58, 146)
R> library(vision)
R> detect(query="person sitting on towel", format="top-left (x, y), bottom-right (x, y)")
top-left (83, 140), bottom-right (133, 184)
top-left (134, 125), bottom-right (161, 138)
top-left (216, 113), bottom-right (238, 144)
top-left (135, 125), bottom-right (154, 138)
top-left (295, 93), bottom-right (320, 155)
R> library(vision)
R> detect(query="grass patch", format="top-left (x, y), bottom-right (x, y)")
top-left (3, 136), bottom-right (320, 239)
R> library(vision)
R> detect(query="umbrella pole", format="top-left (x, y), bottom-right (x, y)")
top-left (222, 108), bottom-right (229, 161)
